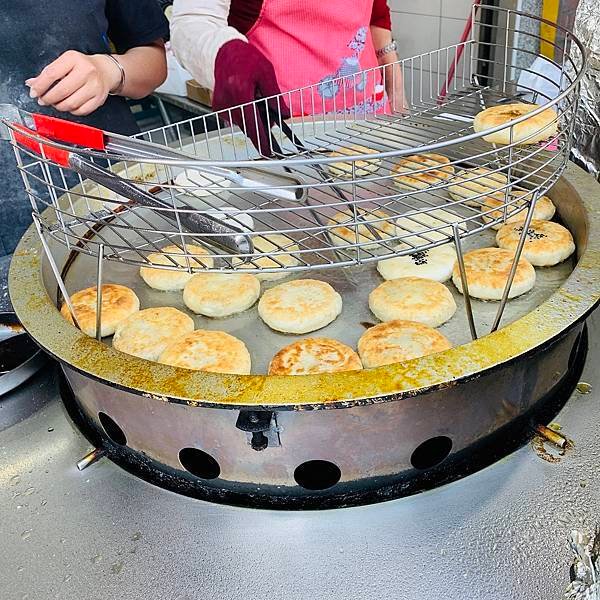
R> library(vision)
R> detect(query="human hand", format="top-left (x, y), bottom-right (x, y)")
top-left (212, 40), bottom-right (289, 156)
top-left (26, 50), bottom-right (122, 116)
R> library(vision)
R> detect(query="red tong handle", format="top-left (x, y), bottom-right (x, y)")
top-left (11, 112), bottom-right (107, 167)
top-left (31, 114), bottom-right (106, 151)
top-left (12, 123), bottom-right (71, 167)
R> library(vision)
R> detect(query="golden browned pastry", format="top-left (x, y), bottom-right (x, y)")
top-left (473, 103), bottom-right (558, 145)
top-left (327, 208), bottom-right (397, 248)
top-left (377, 244), bottom-right (456, 282)
top-left (258, 279), bottom-right (342, 334)
top-left (447, 167), bottom-right (509, 207)
top-left (139, 244), bottom-right (214, 291)
top-left (392, 153), bottom-right (455, 191)
top-left (61, 283), bottom-right (140, 338)
top-left (357, 320), bottom-right (452, 368)
top-left (268, 338), bottom-right (362, 375)
top-left (451, 247), bottom-right (536, 300)
top-left (183, 272), bottom-right (261, 317)
top-left (113, 307), bottom-right (194, 361)
top-left (326, 144), bottom-right (381, 179)
top-left (158, 329), bottom-right (251, 374)
top-left (480, 191), bottom-right (555, 230)
top-left (395, 208), bottom-right (465, 245)
top-left (496, 219), bottom-right (575, 266)
top-left (368, 276), bottom-right (457, 327)
top-left (235, 234), bottom-right (300, 281)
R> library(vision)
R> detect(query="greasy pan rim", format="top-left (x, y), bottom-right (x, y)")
top-left (9, 163), bottom-right (600, 410)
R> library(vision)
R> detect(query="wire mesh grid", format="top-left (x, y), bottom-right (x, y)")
top-left (8, 5), bottom-right (586, 278)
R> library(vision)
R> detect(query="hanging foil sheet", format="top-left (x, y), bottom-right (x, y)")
top-left (571, 0), bottom-right (600, 180)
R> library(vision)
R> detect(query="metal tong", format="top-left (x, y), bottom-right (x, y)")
top-left (0, 106), bottom-right (256, 254)
top-left (0, 106), bottom-right (303, 255)
top-left (1, 105), bottom-right (305, 201)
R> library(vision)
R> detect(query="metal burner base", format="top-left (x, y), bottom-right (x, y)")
top-left (59, 323), bottom-right (587, 509)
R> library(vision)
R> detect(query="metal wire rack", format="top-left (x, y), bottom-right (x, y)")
top-left (2, 5), bottom-right (587, 339)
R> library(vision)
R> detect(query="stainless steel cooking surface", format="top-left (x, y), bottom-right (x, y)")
top-left (0, 314), bottom-right (597, 600)
top-left (8, 161), bottom-right (598, 508)
top-left (59, 227), bottom-right (574, 374)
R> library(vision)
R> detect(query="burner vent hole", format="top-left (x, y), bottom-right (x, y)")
top-left (98, 412), bottom-right (127, 446)
top-left (410, 436), bottom-right (452, 470)
top-left (294, 460), bottom-right (341, 490)
top-left (179, 448), bottom-right (220, 480)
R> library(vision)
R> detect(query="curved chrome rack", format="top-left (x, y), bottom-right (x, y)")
top-left (2, 6), bottom-right (587, 338)
top-left (6, 6), bottom-right (586, 274)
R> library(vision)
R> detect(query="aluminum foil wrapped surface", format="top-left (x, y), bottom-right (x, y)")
top-left (564, 530), bottom-right (600, 599)
top-left (571, 0), bottom-right (600, 179)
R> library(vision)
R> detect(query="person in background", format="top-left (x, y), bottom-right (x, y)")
top-left (170, 0), bottom-right (406, 154)
top-left (0, 0), bottom-right (169, 277)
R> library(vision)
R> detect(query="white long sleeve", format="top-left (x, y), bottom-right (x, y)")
top-left (171, 0), bottom-right (247, 91)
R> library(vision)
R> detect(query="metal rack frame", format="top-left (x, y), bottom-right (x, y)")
top-left (3, 5), bottom-right (587, 340)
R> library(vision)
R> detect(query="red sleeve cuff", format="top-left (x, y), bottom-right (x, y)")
top-left (370, 0), bottom-right (392, 30)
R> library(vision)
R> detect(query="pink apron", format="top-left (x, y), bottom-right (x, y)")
top-left (246, 0), bottom-right (386, 117)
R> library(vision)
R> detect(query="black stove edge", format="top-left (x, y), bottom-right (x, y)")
top-left (56, 323), bottom-right (588, 511)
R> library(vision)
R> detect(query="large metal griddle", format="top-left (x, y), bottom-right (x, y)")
top-left (8, 162), bottom-right (600, 508)
top-left (4, 5), bottom-right (599, 509)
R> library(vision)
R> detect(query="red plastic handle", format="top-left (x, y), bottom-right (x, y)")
top-left (32, 114), bottom-right (106, 151)
top-left (12, 123), bottom-right (71, 167)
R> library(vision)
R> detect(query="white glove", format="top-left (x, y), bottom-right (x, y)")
top-left (170, 0), bottom-right (247, 91)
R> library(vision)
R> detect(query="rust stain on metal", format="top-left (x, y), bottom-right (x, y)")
top-left (531, 422), bottom-right (574, 463)
top-left (531, 436), bottom-right (562, 463)
top-left (535, 424), bottom-right (569, 449)
top-left (576, 382), bottom-right (592, 394)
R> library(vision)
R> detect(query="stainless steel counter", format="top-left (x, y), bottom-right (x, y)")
top-left (1, 312), bottom-right (599, 600)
